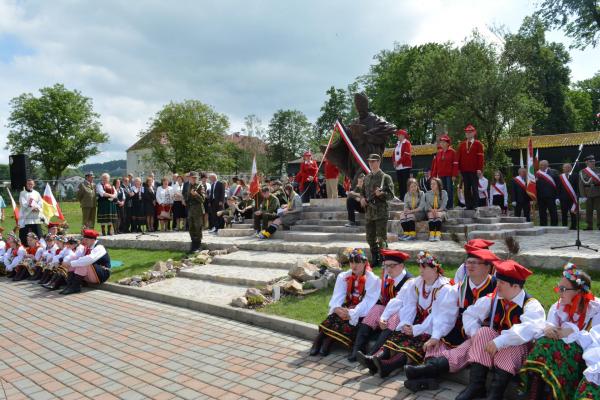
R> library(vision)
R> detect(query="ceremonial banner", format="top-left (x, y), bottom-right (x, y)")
top-left (334, 120), bottom-right (370, 174)
top-left (41, 183), bottom-right (65, 222)
top-left (526, 138), bottom-right (537, 200)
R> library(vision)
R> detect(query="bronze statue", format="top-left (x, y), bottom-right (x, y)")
top-left (323, 93), bottom-right (396, 182)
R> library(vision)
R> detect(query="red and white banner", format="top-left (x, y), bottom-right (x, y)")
top-left (6, 188), bottom-right (19, 225)
top-left (583, 167), bottom-right (600, 185)
top-left (559, 174), bottom-right (578, 212)
top-left (334, 120), bottom-right (370, 174)
top-left (249, 155), bottom-right (260, 196)
top-left (42, 183), bottom-right (65, 222)
top-left (526, 138), bottom-right (537, 200)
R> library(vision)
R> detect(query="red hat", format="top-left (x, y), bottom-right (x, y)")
top-left (396, 129), bottom-right (409, 138)
top-left (303, 150), bottom-right (312, 157)
top-left (464, 124), bottom-right (477, 133)
top-left (493, 260), bottom-right (533, 285)
top-left (48, 222), bottom-right (61, 228)
top-left (439, 134), bottom-right (451, 143)
top-left (380, 249), bottom-right (409, 264)
top-left (82, 229), bottom-right (99, 240)
top-left (464, 247), bottom-right (499, 263)
top-left (466, 239), bottom-right (495, 250)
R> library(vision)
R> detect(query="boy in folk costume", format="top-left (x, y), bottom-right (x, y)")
top-left (520, 263), bottom-right (599, 400)
top-left (350, 249), bottom-right (412, 362)
top-left (4, 233), bottom-right (26, 279)
top-left (309, 248), bottom-right (379, 357)
top-left (12, 233), bottom-right (44, 281)
top-left (31, 234), bottom-right (57, 281)
top-left (393, 129), bottom-right (412, 199)
top-left (0, 227), bottom-right (8, 273)
top-left (403, 245), bottom-right (499, 392)
top-left (38, 235), bottom-right (61, 285)
top-left (456, 260), bottom-right (545, 400)
top-left (454, 239), bottom-right (495, 284)
top-left (359, 251), bottom-right (457, 378)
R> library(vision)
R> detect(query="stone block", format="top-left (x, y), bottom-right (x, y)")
top-left (475, 206), bottom-right (501, 218)
top-left (231, 296), bottom-right (248, 308)
top-left (288, 260), bottom-right (319, 282)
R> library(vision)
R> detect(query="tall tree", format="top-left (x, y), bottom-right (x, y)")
top-left (266, 110), bottom-right (311, 175)
top-left (575, 71), bottom-right (600, 129)
top-left (566, 88), bottom-right (593, 131)
top-left (6, 83), bottom-right (108, 185)
top-left (312, 86), bottom-right (352, 151)
top-left (144, 100), bottom-right (231, 174)
top-left (535, 0), bottom-right (600, 49)
top-left (241, 114), bottom-right (266, 139)
top-left (503, 16), bottom-right (573, 134)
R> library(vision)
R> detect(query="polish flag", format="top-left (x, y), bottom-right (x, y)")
top-left (41, 183), bottom-right (65, 222)
top-left (526, 138), bottom-right (537, 200)
top-left (6, 188), bottom-right (19, 225)
top-left (249, 154), bottom-right (260, 196)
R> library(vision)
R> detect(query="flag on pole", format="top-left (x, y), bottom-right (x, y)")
top-left (6, 188), bottom-right (19, 225)
top-left (41, 183), bottom-right (65, 222)
top-left (526, 138), bottom-right (537, 200)
top-left (334, 120), bottom-right (370, 174)
top-left (249, 154), bottom-right (260, 196)
top-left (519, 148), bottom-right (524, 168)
top-left (534, 148), bottom-right (539, 171)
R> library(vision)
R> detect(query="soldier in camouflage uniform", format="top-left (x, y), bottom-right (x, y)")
top-left (185, 171), bottom-right (206, 253)
top-left (271, 180), bottom-right (288, 206)
top-left (254, 186), bottom-right (280, 237)
top-left (579, 154), bottom-right (600, 230)
top-left (360, 154), bottom-right (394, 267)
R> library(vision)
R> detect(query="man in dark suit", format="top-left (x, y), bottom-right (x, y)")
top-left (208, 173), bottom-right (224, 233)
top-left (535, 160), bottom-right (559, 226)
top-left (557, 163), bottom-right (578, 230)
top-left (511, 168), bottom-right (531, 222)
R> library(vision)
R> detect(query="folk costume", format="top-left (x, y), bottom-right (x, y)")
top-left (456, 260), bottom-right (545, 400)
top-left (3, 234), bottom-right (26, 278)
top-left (477, 175), bottom-right (489, 208)
top-left (12, 233), bottom-right (44, 281)
top-left (576, 325), bottom-right (600, 399)
top-left (42, 236), bottom-right (74, 291)
top-left (393, 129), bottom-right (412, 199)
top-left (520, 263), bottom-right (600, 400)
top-left (156, 185), bottom-right (174, 221)
top-left (61, 229), bottom-right (111, 295)
top-left (310, 248), bottom-right (379, 357)
top-left (490, 180), bottom-right (508, 213)
top-left (96, 181), bottom-right (118, 235)
top-left (457, 125), bottom-right (485, 210)
top-left (431, 134), bottom-right (458, 209)
top-left (558, 170), bottom-right (579, 230)
top-left (454, 239), bottom-right (496, 284)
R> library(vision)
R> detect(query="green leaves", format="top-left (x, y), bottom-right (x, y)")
top-left (266, 109), bottom-right (312, 175)
top-left (535, 0), bottom-right (600, 49)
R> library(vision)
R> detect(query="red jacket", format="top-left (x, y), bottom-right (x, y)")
top-left (323, 160), bottom-right (339, 179)
top-left (431, 147), bottom-right (459, 178)
top-left (457, 139), bottom-right (484, 173)
top-left (393, 140), bottom-right (412, 169)
top-left (297, 160), bottom-right (318, 191)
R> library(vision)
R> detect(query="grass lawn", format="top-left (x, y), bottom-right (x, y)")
top-left (0, 201), bottom-right (85, 233)
top-left (108, 249), bottom-right (185, 282)
top-left (260, 263), bottom-right (600, 325)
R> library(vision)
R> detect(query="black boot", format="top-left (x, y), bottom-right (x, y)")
top-left (367, 329), bottom-right (392, 355)
top-left (38, 270), bottom-right (52, 285)
top-left (319, 337), bottom-right (333, 356)
top-left (373, 352), bottom-right (406, 378)
top-left (13, 267), bottom-right (27, 281)
top-left (309, 332), bottom-right (325, 356)
top-left (486, 368), bottom-right (513, 400)
top-left (29, 267), bottom-right (42, 281)
top-left (6, 270), bottom-right (15, 279)
top-left (59, 272), bottom-right (75, 295)
top-left (348, 324), bottom-right (372, 362)
top-left (404, 378), bottom-right (440, 392)
top-left (405, 357), bottom-right (449, 380)
top-left (47, 274), bottom-right (66, 291)
top-left (356, 351), bottom-right (378, 375)
top-left (455, 363), bottom-right (489, 400)
top-left (42, 273), bottom-right (57, 289)
top-left (60, 273), bottom-right (82, 295)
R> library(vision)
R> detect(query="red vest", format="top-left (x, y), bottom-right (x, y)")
top-left (457, 140), bottom-right (484, 172)
top-left (323, 160), bottom-right (339, 179)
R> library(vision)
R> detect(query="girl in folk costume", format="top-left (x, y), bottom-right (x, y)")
top-left (404, 246), bottom-right (499, 392)
top-left (399, 179), bottom-right (425, 241)
top-left (490, 171), bottom-right (508, 214)
top-left (38, 235), bottom-right (64, 285)
top-left (96, 173), bottom-right (118, 236)
top-left (393, 129), bottom-right (412, 199)
top-left (4, 233), bottom-right (26, 279)
top-left (456, 260), bottom-right (545, 400)
top-left (297, 151), bottom-right (319, 203)
top-left (361, 251), bottom-right (457, 379)
top-left (576, 325), bottom-right (600, 399)
top-left (12, 232), bottom-right (44, 281)
top-left (520, 263), bottom-right (600, 400)
top-left (156, 177), bottom-right (174, 232)
top-left (33, 234), bottom-right (57, 281)
top-left (351, 250), bottom-right (413, 362)
top-left (424, 178), bottom-right (448, 242)
top-left (41, 236), bottom-right (70, 290)
top-left (310, 248), bottom-right (379, 357)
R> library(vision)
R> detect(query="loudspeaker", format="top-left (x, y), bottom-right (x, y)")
top-left (9, 154), bottom-right (31, 191)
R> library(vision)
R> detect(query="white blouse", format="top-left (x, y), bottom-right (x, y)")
top-left (583, 325), bottom-right (600, 384)
top-left (51, 247), bottom-right (69, 265)
top-left (394, 276), bottom-right (458, 339)
top-left (70, 242), bottom-right (108, 268)
top-left (463, 290), bottom-right (546, 349)
top-left (379, 270), bottom-right (409, 322)
top-left (156, 186), bottom-right (174, 205)
top-left (43, 244), bottom-right (58, 263)
top-left (478, 177), bottom-right (489, 199)
top-left (328, 270), bottom-right (380, 326)
top-left (3, 246), bottom-right (26, 271)
top-left (540, 298), bottom-right (600, 350)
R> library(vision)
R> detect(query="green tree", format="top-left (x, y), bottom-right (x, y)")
top-left (312, 86), bottom-right (352, 150)
top-left (144, 100), bottom-right (232, 174)
top-left (535, 0), bottom-right (600, 49)
top-left (566, 88), bottom-right (593, 131)
top-left (575, 71), bottom-right (600, 129)
top-left (503, 16), bottom-right (573, 134)
top-left (266, 110), bottom-right (311, 175)
top-left (6, 84), bottom-right (108, 185)
top-left (241, 114), bottom-right (266, 139)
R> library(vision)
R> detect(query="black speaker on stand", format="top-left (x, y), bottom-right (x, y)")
top-left (9, 154), bottom-right (31, 191)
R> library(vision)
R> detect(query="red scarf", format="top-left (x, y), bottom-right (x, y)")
top-left (27, 245), bottom-right (39, 256)
top-left (380, 270), bottom-right (396, 304)
top-left (561, 292), bottom-right (595, 330)
top-left (346, 272), bottom-right (367, 306)
top-left (103, 184), bottom-right (115, 194)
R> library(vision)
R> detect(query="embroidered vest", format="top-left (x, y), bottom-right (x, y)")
top-left (413, 283), bottom-right (444, 325)
top-left (378, 272), bottom-right (412, 306)
top-left (485, 292), bottom-right (532, 333)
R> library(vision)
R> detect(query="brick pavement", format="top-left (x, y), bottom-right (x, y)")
top-left (0, 279), bottom-right (462, 399)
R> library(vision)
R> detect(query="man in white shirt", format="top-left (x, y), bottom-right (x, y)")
top-left (18, 179), bottom-right (43, 244)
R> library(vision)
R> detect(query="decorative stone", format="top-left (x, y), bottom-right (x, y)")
top-left (117, 277), bottom-right (132, 285)
top-left (153, 261), bottom-right (168, 272)
top-left (194, 254), bottom-right (211, 264)
top-left (231, 296), bottom-right (248, 308)
top-left (260, 284), bottom-right (273, 296)
top-left (303, 276), bottom-right (328, 290)
top-left (131, 275), bottom-right (142, 283)
top-left (288, 260), bottom-right (319, 282)
top-left (282, 279), bottom-right (303, 294)
top-left (150, 271), bottom-right (163, 279)
top-left (227, 246), bottom-right (239, 253)
top-left (475, 206), bottom-right (501, 218)
top-left (164, 271), bottom-right (176, 279)
top-left (318, 255), bottom-right (340, 270)
top-left (209, 249), bottom-right (228, 256)
top-left (245, 288), bottom-right (267, 306)
top-left (323, 271), bottom-right (336, 286)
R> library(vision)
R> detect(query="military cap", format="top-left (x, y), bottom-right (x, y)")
top-left (584, 155), bottom-right (595, 162)
top-left (366, 154), bottom-right (381, 161)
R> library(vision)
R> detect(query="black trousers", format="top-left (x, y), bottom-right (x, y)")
top-left (560, 199), bottom-right (577, 229)
top-left (19, 224), bottom-right (42, 244)
top-left (440, 176), bottom-right (454, 209)
top-left (208, 200), bottom-right (223, 229)
top-left (461, 172), bottom-right (479, 210)
top-left (538, 196), bottom-right (558, 226)
top-left (346, 197), bottom-right (365, 222)
top-left (301, 182), bottom-right (316, 203)
top-left (478, 197), bottom-right (488, 207)
top-left (514, 201), bottom-right (531, 222)
top-left (492, 194), bottom-right (506, 212)
top-left (395, 168), bottom-right (411, 200)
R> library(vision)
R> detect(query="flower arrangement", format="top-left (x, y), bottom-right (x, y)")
top-left (563, 263), bottom-right (590, 292)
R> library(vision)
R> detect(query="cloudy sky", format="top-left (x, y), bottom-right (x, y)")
top-left (0, 0), bottom-right (598, 164)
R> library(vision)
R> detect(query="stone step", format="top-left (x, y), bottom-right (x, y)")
top-left (444, 222), bottom-right (534, 234)
top-left (230, 223), bottom-right (254, 229)
top-left (542, 226), bottom-right (569, 234)
top-left (443, 218), bottom-right (475, 226)
top-left (290, 224), bottom-right (364, 233)
top-left (236, 240), bottom-right (367, 255)
top-left (466, 227), bottom-right (551, 240)
top-left (178, 265), bottom-right (288, 287)
top-left (282, 231), bottom-right (398, 243)
top-left (302, 210), bottom-right (403, 221)
top-left (474, 217), bottom-right (501, 224)
top-left (500, 217), bottom-right (526, 223)
top-left (296, 219), bottom-right (351, 226)
top-left (447, 209), bottom-right (477, 219)
top-left (211, 250), bottom-right (314, 269)
top-left (141, 277), bottom-right (248, 306)
top-left (217, 228), bottom-right (255, 237)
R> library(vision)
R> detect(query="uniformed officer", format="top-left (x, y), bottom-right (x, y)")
top-left (271, 180), bottom-right (288, 206)
top-left (254, 186), bottom-right (280, 238)
top-left (185, 171), bottom-right (206, 253)
top-left (579, 155), bottom-right (600, 230)
top-left (360, 154), bottom-right (394, 267)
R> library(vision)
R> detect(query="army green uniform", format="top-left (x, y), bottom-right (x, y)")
top-left (579, 164), bottom-right (600, 229)
top-left (253, 194), bottom-right (280, 232)
top-left (185, 180), bottom-right (206, 252)
top-left (360, 169), bottom-right (394, 266)
top-left (272, 189), bottom-right (288, 207)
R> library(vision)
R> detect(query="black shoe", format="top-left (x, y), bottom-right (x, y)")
top-left (60, 273), bottom-right (82, 295)
top-left (348, 324), bottom-right (372, 362)
top-left (38, 270), bottom-right (52, 285)
top-left (455, 363), bottom-right (489, 400)
top-left (13, 267), bottom-right (27, 281)
top-left (309, 332), bottom-right (325, 356)
top-left (405, 357), bottom-right (449, 380)
top-left (6, 270), bottom-right (15, 279)
top-left (404, 378), bottom-right (439, 393)
top-left (486, 368), bottom-right (513, 400)
top-left (59, 272), bottom-right (75, 295)
top-left (47, 275), bottom-right (66, 291)
top-left (356, 351), bottom-right (378, 375)
top-left (319, 337), bottom-right (333, 356)
top-left (29, 268), bottom-right (43, 281)
top-left (373, 353), bottom-right (406, 379)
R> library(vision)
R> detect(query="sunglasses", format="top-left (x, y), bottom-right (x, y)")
top-left (554, 286), bottom-right (578, 293)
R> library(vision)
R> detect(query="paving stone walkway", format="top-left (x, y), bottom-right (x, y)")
top-left (0, 280), bottom-right (461, 400)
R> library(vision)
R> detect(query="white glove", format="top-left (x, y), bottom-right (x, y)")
top-left (512, 202), bottom-right (516, 207)
top-left (555, 199), bottom-right (560, 206)
top-left (580, 197), bottom-right (587, 204)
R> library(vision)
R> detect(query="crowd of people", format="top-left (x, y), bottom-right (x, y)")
top-left (310, 243), bottom-right (600, 400)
